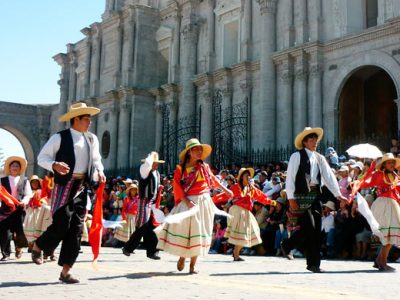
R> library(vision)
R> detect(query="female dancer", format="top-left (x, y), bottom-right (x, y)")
top-left (222, 168), bottom-right (276, 261)
top-left (356, 153), bottom-right (400, 271)
top-left (155, 138), bottom-right (233, 274)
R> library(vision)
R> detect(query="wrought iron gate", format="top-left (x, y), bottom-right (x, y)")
top-left (160, 104), bottom-right (200, 174)
top-left (212, 90), bottom-right (249, 170)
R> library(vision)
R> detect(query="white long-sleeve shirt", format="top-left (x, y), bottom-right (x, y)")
top-left (0, 175), bottom-right (33, 205)
top-left (286, 148), bottom-right (341, 199)
top-left (37, 128), bottom-right (104, 178)
top-left (140, 153), bottom-right (159, 200)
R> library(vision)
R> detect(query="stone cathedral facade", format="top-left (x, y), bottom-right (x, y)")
top-left (47, 0), bottom-right (400, 173)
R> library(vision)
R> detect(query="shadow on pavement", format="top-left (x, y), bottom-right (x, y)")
top-left (0, 281), bottom-right (60, 288)
top-left (210, 269), bottom-right (378, 276)
top-left (89, 271), bottom-right (189, 281)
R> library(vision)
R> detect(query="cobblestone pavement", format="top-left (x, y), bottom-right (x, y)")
top-left (0, 246), bottom-right (399, 300)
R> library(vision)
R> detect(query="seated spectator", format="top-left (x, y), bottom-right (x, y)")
top-left (351, 200), bottom-right (372, 260)
top-left (334, 201), bottom-right (354, 259)
top-left (265, 176), bottom-right (282, 199)
top-left (262, 198), bottom-right (286, 255)
top-left (273, 198), bottom-right (288, 256)
top-left (209, 219), bottom-right (227, 254)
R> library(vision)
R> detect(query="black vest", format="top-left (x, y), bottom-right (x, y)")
top-left (295, 149), bottom-right (321, 194)
top-left (54, 129), bottom-right (76, 185)
top-left (139, 170), bottom-right (159, 203)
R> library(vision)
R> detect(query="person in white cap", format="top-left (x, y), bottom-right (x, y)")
top-left (281, 127), bottom-right (347, 273)
top-left (32, 102), bottom-right (106, 283)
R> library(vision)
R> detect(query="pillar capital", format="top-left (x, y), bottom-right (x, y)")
top-left (256, 0), bottom-right (277, 15)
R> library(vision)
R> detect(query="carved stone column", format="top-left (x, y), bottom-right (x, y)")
top-left (117, 95), bottom-right (131, 168)
top-left (308, 0), bottom-right (322, 41)
top-left (206, 0), bottom-right (216, 71)
top-left (91, 24), bottom-right (102, 97)
top-left (179, 22), bottom-right (199, 118)
top-left (114, 22), bottom-right (123, 88)
top-left (276, 57), bottom-right (293, 147)
top-left (308, 61), bottom-right (323, 127)
top-left (294, 0), bottom-right (308, 45)
top-left (256, 0), bottom-right (277, 148)
top-left (67, 49), bottom-right (77, 103)
top-left (199, 91), bottom-right (213, 146)
top-left (123, 13), bottom-right (135, 86)
top-left (293, 52), bottom-right (308, 135)
top-left (241, 0), bottom-right (252, 61)
top-left (154, 101), bottom-right (163, 151)
top-left (81, 27), bottom-right (92, 98)
top-left (240, 82), bottom-right (253, 153)
top-left (171, 8), bottom-right (181, 83)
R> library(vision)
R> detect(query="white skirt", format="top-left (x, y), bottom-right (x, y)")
top-left (114, 214), bottom-right (136, 242)
top-left (155, 194), bottom-right (215, 258)
top-left (224, 205), bottom-right (262, 247)
top-left (23, 205), bottom-right (52, 243)
top-left (371, 197), bottom-right (400, 246)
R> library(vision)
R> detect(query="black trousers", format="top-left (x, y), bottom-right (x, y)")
top-left (124, 217), bottom-right (158, 257)
top-left (36, 180), bottom-right (86, 267)
top-left (0, 207), bottom-right (27, 257)
top-left (282, 200), bottom-right (322, 268)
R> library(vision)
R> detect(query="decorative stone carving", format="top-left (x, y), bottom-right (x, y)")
top-left (181, 23), bottom-right (199, 41)
top-left (256, 0), bottom-right (277, 15)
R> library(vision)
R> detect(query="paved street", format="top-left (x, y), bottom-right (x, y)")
top-left (0, 246), bottom-right (399, 300)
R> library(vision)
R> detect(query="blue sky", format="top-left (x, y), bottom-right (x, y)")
top-left (0, 1), bottom-right (104, 166)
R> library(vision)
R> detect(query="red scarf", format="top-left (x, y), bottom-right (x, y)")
top-left (0, 185), bottom-right (20, 210)
top-left (180, 162), bottom-right (213, 193)
top-left (350, 160), bottom-right (377, 203)
top-left (89, 182), bottom-right (105, 263)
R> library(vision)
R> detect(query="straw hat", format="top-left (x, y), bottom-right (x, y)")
top-left (376, 152), bottom-right (400, 170)
top-left (125, 184), bottom-right (139, 196)
top-left (294, 127), bottom-right (324, 150)
top-left (3, 156), bottom-right (27, 175)
top-left (323, 201), bottom-right (336, 211)
top-left (29, 175), bottom-right (42, 188)
top-left (141, 152), bottom-right (165, 164)
top-left (237, 167), bottom-right (255, 181)
top-left (58, 102), bottom-right (100, 122)
top-left (178, 138), bottom-right (212, 162)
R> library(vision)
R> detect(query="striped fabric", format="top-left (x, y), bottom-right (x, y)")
top-left (371, 197), bottom-right (400, 246)
top-left (23, 205), bottom-right (52, 242)
top-left (114, 214), bottom-right (136, 242)
top-left (224, 205), bottom-right (262, 247)
top-left (155, 193), bottom-right (215, 258)
top-left (50, 180), bottom-right (74, 214)
top-left (289, 192), bottom-right (319, 226)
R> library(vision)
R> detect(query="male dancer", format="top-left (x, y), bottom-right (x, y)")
top-left (122, 151), bottom-right (164, 259)
top-left (281, 127), bottom-right (347, 273)
top-left (33, 102), bottom-right (105, 283)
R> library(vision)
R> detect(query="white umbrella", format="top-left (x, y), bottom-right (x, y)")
top-left (345, 143), bottom-right (383, 159)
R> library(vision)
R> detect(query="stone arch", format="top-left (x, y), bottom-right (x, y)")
top-left (324, 50), bottom-right (400, 141)
top-left (0, 126), bottom-right (36, 176)
top-left (0, 101), bottom-right (53, 177)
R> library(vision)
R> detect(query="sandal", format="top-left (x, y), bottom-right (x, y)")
top-left (59, 272), bottom-right (80, 284)
top-left (177, 257), bottom-right (185, 271)
top-left (31, 250), bottom-right (43, 265)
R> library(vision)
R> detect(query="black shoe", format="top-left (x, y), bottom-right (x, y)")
top-left (233, 256), bottom-right (245, 262)
top-left (122, 248), bottom-right (130, 257)
top-left (0, 255), bottom-right (10, 261)
top-left (307, 266), bottom-right (325, 273)
top-left (280, 241), bottom-right (294, 260)
top-left (147, 254), bottom-right (161, 260)
top-left (59, 272), bottom-right (80, 284)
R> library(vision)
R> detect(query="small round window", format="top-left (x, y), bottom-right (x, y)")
top-left (101, 131), bottom-right (111, 159)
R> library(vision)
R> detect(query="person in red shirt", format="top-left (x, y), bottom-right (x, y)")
top-left (114, 184), bottom-right (139, 243)
top-left (155, 138), bottom-right (233, 274)
top-left (223, 168), bottom-right (276, 261)
top-left (356, 153), bottom-right (400, 272)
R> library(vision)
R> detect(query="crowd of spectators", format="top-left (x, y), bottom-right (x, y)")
top-left (91, 148), bottom-right (400, 263)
